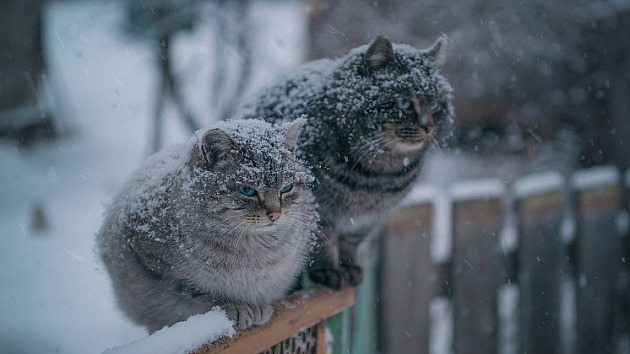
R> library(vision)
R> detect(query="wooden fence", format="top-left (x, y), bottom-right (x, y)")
top-left (381, 166), bottom-right (630, 354)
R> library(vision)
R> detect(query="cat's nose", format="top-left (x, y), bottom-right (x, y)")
top-left (419, 114), bottom-right (435, 132)
top-left (267, 210), bottom-right (282, 221)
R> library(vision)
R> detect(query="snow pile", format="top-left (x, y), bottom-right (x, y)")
top-left (570, 165), bottom-right (620, 190)
top-left (104, 308), bottom-right (235, 354)
top-left (513, 171), bottom-right (565, 199)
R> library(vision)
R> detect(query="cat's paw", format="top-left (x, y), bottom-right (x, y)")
top-left (309, 267), bottom-right (343, 290)
top-left (250, 303), bottom-right (273, 326)
top-left (222, 302), bottom-right (255, 330)
top-left (340, 264), bottom-right (364, 286)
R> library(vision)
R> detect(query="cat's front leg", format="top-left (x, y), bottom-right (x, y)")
top-left (308, 226), bottom-right (345, 290)
top-left (338, 233), bottom-right (364, 286)
top-left (222, 302), bottom-right (273, 330)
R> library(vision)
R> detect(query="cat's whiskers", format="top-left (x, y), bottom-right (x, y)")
top-left (222, 218), bottom-right (244, 233)
top-left (350, 132), bottom-right (387, 154)
top-left (284, 211), bottom-right (327, 236)
top-left (287, 210), bottom-right (333, 231)
top-left (235, 224), bottom-right (251, 247)
top-left (224, 221), bottom-right (247, 242)
top-left (366, 136), bottom-right (400, 169)
top-left (285, 213), bottom-right (334, 249)
top-left (429, 139), bottom-right (446, 158)
top-left (350, 135), bottom-right (388, 171)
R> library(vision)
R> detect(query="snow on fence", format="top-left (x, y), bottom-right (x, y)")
top-left (382, 166), bottom-right (630, 354)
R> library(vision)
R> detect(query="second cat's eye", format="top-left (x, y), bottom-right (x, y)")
top-left (430, 101), bottom-right (441, 112)
top-left (280, 183), bottom-right (293, 194)
top-left (397, 98), bottom-right (412, 110)
top-left (239, 186), bottom-right (256, 196)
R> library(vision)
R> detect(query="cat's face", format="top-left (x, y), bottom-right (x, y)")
top-left (328, 36), bottom-right (453, 156)
top-left (189, 119), bottom-right (314, 236)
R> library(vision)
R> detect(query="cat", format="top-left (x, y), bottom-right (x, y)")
top-left (236, 36), bottom-right (454, 289)
top-left (96, 118), bottom-right (318, 332)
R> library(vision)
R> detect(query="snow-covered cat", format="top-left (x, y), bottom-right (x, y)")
top-left (236, 36), bottom-right (454, 289)
top-left (97, 118), bottom-right (318, 332)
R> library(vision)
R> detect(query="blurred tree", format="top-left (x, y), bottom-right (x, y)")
top-left (0, 0), bottom-right (57, 144)
top-left (124, 0), bottom-right (253, 155)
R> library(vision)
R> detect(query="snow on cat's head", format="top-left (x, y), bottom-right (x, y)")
top-left (187, 118), bottom-right (315, 232)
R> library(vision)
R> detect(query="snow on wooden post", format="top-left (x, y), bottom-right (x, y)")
top-left (571, 166), bottom-right (623, 354)
top-left (514, 171), bottom-right (567, 354)
top-left (450, 179), bottom-right (506, 354)
top-left (382, 185), bottom-right (438, 354)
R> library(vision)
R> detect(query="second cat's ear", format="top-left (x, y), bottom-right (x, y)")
top-left (199, 129), bottom-right (238, 167)
top-left (363, 35), bottom-right (395, 75)
top-left (425, 34), bottom-right (448, 67)
top-left (282, 116), bottom-right (306, 153)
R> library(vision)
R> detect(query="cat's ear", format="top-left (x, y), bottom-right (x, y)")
top-left (425, 34), bottom-right (448, 67)
top-left (363, 35), bottom-right (395, 74)
top-left (282, 116), bottom-right (306, 153)
top-left (198, 129), bottom-right (238, 167)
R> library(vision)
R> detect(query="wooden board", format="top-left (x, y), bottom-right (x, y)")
top-left (517, 189), bottom-right (567, 354)
top-left (451, 197), bottom-right (505, 354)
top-left (192, 285), bottom-right (355, 354)
top-left (574, 184), bottom-right (623, 354)
top-left (382, 204), bottom-right (435, 354)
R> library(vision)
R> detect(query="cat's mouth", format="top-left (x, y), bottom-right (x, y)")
top-left (395, 126), bottom-right (424, 140)
top-left (390, 125), bottom-right (434, 148)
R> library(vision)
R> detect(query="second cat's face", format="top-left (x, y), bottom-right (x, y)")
top-left (188, 119), bottom-right (315, 236)
top-left (326, 36), bottom-right (453, 156)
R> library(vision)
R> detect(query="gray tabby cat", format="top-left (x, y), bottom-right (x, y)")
top-left (236, 36), bottom-right (453, 289)
top-left (97, 118), bottom-right (317, 332)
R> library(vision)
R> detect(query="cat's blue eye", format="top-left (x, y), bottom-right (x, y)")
top-left (397, 98), bottom-right (412, 110)
top-left (239, 186), bottom-right (256, 196)
top-left (280, 184), bottom-right (293, 194)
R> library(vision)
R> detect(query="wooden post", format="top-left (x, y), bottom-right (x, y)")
top-left (352, 237), bottom-right (380, 354)
top-left (382, 186), bottom-right (436, 354)
top-left (620, 169), bottom-right (630, 349)
top-left (514, 172), bottom-right (567, 354)
top-left (450, 179), bottom-right (506, 354)
top-left (571, 166), bottom-right (623, 354)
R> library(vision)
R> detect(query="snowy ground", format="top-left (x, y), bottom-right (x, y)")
top-left (0, 2), bottom-right (306, 353)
